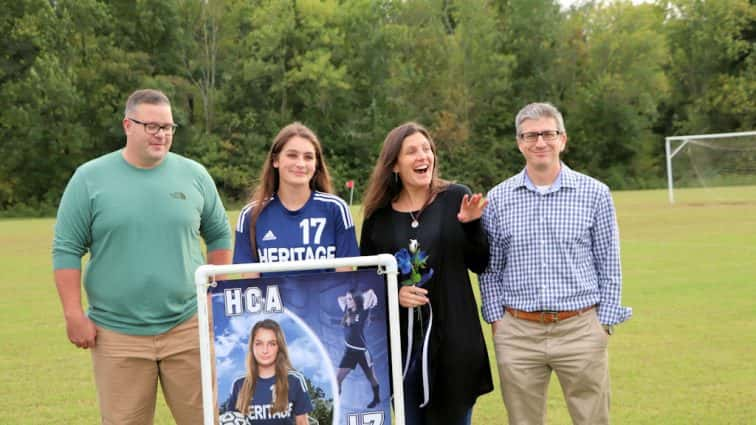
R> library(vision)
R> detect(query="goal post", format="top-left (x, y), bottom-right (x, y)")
top-left (665, 130), bottom-right (756, 204)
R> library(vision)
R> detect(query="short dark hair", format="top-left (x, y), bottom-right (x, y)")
top-left (124, 89), bottom-right (171, 116)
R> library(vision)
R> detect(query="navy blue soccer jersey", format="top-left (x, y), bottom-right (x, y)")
top-left (343, 308), bottom-right (370, 350)
top-left (221, 371), bottom-right (313, 424)
top-left (233, 192), bottom-right (359, 273)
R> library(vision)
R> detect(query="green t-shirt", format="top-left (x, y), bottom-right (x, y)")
top-left (52, 150), bottom-right (232, 335)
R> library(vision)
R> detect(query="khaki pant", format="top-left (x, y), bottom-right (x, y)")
top-left (91, 315), bottom-right (205, 425)
top-left (493, 309), bottom-right (610, 425)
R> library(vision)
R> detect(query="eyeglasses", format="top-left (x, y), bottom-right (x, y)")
top-left (128, 117), bottom-right (178, 135)
top-left (518, 130), bottom-right (562, 143)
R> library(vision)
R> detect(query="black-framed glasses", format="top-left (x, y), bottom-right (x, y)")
top-left (518, 130), bottom-right (561, 143)
top-left (128, 117), bottom-right (178, 135)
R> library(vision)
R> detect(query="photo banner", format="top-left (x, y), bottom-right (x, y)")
top-left (210, 269), bottom-right (393, 425)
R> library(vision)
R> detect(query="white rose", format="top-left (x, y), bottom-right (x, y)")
top-left (409, 239), bottom-right (419, 254)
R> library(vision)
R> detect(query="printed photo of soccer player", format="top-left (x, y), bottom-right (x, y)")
top-left (221, 319), bottom-right (313, 425)
top-left (211, 270), bottom-right (391, 425)
top-left (336, 288), bottom-right (381, 409)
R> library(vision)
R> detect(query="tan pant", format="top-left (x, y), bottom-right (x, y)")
top-left (493, 309), bottom-right (610, 425)
top-left (91, 315), bottom-right (205, 425)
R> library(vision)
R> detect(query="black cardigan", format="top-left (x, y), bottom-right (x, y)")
top-left (360, 183), bottom-right (494, 410)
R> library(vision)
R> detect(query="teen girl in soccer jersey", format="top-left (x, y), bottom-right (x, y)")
top-left (233, 122), bottom-right (359, 274)
top-left (222, 319), bottom-right (313, 425)
top-left (336, 288), bottom-right (381, 409)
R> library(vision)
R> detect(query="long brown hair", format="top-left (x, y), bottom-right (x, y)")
top-left (236, 319), bottom-right (294, 415)
top-left (362, 122), bottom-right (448, 220)
top-left (247, 122), bottom-right (334, 255)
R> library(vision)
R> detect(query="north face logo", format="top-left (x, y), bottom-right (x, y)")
top-left (170, 192), bottom-right (187, 200)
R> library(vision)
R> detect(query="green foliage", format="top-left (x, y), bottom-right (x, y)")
top-left (1, 0), bottom-right (754, 213)
top-left (664, 0), bottom-right (756, 133)
top-left (304, 375), bottom-right (333, 425)
top-left (557, 2), bottom-right (670, 187)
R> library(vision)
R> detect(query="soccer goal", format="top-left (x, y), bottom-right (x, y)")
top-left (665, 131), bottom-right (756, 204)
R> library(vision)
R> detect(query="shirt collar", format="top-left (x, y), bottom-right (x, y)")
top-left (514, 162), bottom-right (576, 193)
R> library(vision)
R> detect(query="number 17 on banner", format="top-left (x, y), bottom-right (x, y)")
top-left (348, 412), bottom-right (385, 425)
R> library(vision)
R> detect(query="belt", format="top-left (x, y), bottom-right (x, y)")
top-left (505, 305), bottom-right (595, 324)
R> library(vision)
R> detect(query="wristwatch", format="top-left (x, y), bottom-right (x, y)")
top-left (602, 324), bottom-right (614, 335)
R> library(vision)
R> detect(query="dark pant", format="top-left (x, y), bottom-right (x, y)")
top-left (402, 344), bottom-right (473, 425)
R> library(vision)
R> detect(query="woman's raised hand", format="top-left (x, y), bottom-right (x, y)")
top-left (456, 193), bottom-right (488, 223)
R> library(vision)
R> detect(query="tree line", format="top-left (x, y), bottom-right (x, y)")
top-left (1, 0), bottom-right (754, 215)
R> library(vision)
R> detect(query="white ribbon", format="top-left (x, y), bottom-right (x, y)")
top-left (402, 302), bottom-right (434, 408)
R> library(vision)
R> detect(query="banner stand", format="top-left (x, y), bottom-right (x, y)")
top-left (195, 254), bottom-right (404, 425)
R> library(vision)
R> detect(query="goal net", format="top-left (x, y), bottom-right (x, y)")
top-left (665, 131), bottom-right (756, 204)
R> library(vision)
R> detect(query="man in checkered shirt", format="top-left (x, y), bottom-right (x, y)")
top-left (480, 102), bottom-right (632, 425)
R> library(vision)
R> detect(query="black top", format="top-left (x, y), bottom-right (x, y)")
top-left (343, 304), bottom-right (369, 349)
top-left (360, 183), bottom-right (494, 408)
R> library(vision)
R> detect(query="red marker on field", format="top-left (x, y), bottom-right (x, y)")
top-left (345, 180), bottom-right (355, 205)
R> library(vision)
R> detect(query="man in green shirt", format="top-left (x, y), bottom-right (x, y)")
top-left (52, 89), bottom-right (232, 424)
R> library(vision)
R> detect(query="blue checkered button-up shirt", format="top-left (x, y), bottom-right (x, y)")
top-left (480, 164), bottom-right (632, 325)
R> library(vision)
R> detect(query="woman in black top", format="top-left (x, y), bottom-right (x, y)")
top-left (360, 122), bottom-right (493, 425)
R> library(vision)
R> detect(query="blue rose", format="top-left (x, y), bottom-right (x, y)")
top-left (417, 268), bottom-right (434, 287)
top-left (395, 248), bottom-right (412, 275)
top-left (414, 249), bottom-right (428, 265)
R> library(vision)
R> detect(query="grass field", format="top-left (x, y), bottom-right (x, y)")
top-left (1, 186), bottom-right (755, 424)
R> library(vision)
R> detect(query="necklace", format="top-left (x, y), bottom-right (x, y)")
top-left (401, 188), bottom-right (430, 229)
top-left (409, 210), bottom-right (420, 228)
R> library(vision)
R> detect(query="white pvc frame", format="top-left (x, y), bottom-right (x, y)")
top-left (194, 254), bottom-right (405, 425)
top-left (665, 130), bottom-right (756, 204)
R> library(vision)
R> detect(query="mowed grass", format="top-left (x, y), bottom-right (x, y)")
top-left (1, 186), bottom-right (754, 424)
